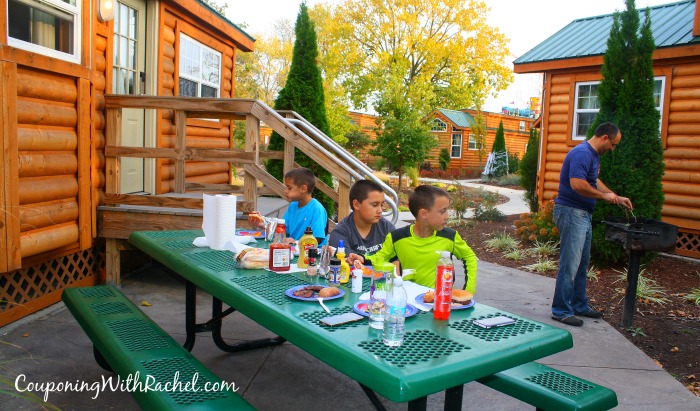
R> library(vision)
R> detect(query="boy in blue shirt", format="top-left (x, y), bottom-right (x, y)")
top-left (283, 167), bottom-right (328, 244)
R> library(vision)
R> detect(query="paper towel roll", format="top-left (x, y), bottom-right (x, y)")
top-left (203, 194), bottom-right (237, 250)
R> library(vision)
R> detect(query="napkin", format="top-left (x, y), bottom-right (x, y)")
top-left (193, 237), bottom-right (255, 254)
top-left (202, 194), bottom-right (237, 250)
top-left (359, 280), bottom-right (433, 311)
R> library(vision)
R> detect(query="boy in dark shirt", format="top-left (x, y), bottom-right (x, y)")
top-left (328, 180), bottom-right (395, 262)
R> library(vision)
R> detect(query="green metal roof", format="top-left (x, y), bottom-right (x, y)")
top-left (437, 109), bottom-right (475, 128)
top-left (515, 0), bottom-right (698, 65)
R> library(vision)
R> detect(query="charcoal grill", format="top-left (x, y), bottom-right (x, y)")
top-left (603, 217), bottom-right (678, 327)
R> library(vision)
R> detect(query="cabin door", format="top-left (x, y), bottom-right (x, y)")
top-left (113, 0), bottom-right (147, 193)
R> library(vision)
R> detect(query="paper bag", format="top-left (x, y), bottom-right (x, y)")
top-left (202, 194), bottom-right (237, 250)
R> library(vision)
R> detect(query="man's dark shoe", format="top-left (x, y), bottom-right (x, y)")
top-left (576, 309), bottom-right (603, 319)
top-left (551, 316), bottom-right (583, 326)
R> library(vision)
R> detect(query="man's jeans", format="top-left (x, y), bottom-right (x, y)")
top-left (552, 204), bottom-right (593, 318)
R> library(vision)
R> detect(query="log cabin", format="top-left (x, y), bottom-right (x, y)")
top-left (514, 0), bottom-right (700, 259)
top-left (426, 109), bottom-right (534, 176)
top-left (0, 0), bottom-right (255, 325)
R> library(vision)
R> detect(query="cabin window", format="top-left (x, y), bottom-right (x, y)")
top-left (653, 76), bottom-right (665, 134)
top-left (519, 121), bottom-right (526, 131)
top-left (468, 134), bottom-right (481, 150)
top-left (431, 118), bottom-right (447, 132)
top-left (450, 133), bottom-right (462, 158)
top-left (572, 81), bottom-right (600, 140)
top-left (7, 0), bottom-right (81, 63)
top-left (178, 34), bottom-right (221, 98)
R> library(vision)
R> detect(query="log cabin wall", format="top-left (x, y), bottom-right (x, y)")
top-left (537, 63), bottom-right (700, 259)
top-left (0, 2), bottom-right (103, 325)
top-left (428, 111), bottom-right (532, 174)
top-left (156, 3), bottom-right (238, 194)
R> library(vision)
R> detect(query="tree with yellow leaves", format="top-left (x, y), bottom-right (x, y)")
top-left (314, 0), bottom-right (512, 114)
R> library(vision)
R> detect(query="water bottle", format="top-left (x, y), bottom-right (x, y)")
top-left (383, 277), bottom-right (407, 347)
top-left (434, 251), bottom-right (454, 320)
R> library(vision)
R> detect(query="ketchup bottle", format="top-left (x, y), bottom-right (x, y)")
top-left (269, 218), bottom-right (291, 271)
top-left (433, 251), bottom-right (454, 320)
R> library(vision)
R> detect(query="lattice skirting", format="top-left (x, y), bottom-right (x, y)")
top-left (0, 247), bottom-right (104, 326)
top-left (676, 229), bottom-right (700, 259)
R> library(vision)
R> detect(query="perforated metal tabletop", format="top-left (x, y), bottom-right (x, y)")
top-left (130, 230), bottom-right (573, 404)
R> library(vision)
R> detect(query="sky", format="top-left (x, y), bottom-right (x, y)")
top-left (224, 0), bottom-right (677, 111)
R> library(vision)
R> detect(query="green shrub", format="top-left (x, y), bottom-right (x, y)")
top-left (507, 152), bottom-right (520, 174)
top-left (484, 231), bottom-right (519, 251)
top-left (474, 204), bottom-right (505, 222)
top-left (518, 128), bottom-right (539, 212)
top-left (439, 148), bottom-right (451, 171)
top-left (497, 173), bottom-right (521, 187)
top-left (514, 200), bottom-right (559, 243)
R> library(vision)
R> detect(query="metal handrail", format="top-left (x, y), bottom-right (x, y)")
top-left (283, 115), bottom-right (399, 225)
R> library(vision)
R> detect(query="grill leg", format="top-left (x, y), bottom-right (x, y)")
top-left (622, 250), bottom-right (643, 328)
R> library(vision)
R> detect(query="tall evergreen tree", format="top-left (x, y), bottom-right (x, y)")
top-left (589, 0), bottom-right (664, 265)
top-left (485, 120), bottom-right (508, 178)
top-left (519, 128), bottom-right (539, 212)
top-left (266, 4), bottom-right (335, 216)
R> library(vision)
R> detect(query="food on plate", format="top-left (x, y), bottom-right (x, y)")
top-left (293, 289), bottom-right (315, 298)
top-left (291, 285), bottom-right (337, 299)
top-left (235, 248), bottom-right (269, 269)
top-left (421, 290), bottom-right (472, 306)
top-left (451, 289), bottom-right (473, 305)
top-left (248, 211), bottom-right (266, 228)
top-left (318, 287), bottom-right (341, 298)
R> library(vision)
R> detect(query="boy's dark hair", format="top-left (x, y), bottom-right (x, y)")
top-left (593, 122), bottom-right (619, 139)
top-left (284, 167), bottom-right (316, 194)
top-left (349, 180), bottom-right (384, 206)
top-left (408, 185), bottom-right (449, 217)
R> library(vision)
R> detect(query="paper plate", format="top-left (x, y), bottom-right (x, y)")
top-left (352, 300), bottom-right (418, 318)
top-left (415, 293), bottom-right (475, 310)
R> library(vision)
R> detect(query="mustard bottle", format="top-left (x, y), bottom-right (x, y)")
top-left (337, 240), bottom-right (351, 284)
top-left (297, 226), bottom-right (318, 269)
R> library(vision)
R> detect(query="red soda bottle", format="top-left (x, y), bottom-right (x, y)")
top-left (433, 251), bottom-right (454, 320)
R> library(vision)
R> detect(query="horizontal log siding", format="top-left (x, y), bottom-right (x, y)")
top-left (157, 7), bottom-right (236, 194)
top-left (429, 112), bottom-right (532, 173)
top-left (663, 63), bottom-right (700, 231)
top-left (15, 67), bottom-right (81, 257)
top-left (539, 66), bottom-right (700, 237)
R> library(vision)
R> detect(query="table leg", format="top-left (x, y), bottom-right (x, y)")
top-left (183, 279), bottom-right (285, 352)
top-left (210, 297), bottom-right (286, 352)
top-left (358, 383), bottom-right (388, 411)
top-left (444, 385), bottom-right (463, 411)
top-left (407, 396), bottom-right (428, 411)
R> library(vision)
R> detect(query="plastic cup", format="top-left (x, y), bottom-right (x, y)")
top-left (351, 269), bottom-right (363, 293)
top-left (368, 262), bottom-right (394, 329)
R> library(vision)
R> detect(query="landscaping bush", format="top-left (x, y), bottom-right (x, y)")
top-left (518, 128), bottom-right (540, 212)
top-left (507, 152), bottom-right (520, 174)
top-left (514, 200), bottom-right (559, 243)
top-left (439, 148), bottom-right (451, 171)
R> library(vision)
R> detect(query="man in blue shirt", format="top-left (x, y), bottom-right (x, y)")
top-left (552, 122), bottom-right (633, 326)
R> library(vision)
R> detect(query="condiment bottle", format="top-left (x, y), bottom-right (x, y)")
top-left (297, 226), bottom-right (318, 269)
top-left (306, 248), bottom-right (318, 277)
top-left (327, 257), bottom-right (341, 284)
top-left (433, 251), bottom-right (454, 320)
top-left (269, 218), bottom-right (291, 272)
top-left (336, 240), bottom-right (351, 284)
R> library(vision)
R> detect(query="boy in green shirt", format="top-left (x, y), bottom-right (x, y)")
top-left (357, 185), bottom-right (478, 294)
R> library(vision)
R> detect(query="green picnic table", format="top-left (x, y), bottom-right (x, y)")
top-left (129, 230), bottom-right (574, 410)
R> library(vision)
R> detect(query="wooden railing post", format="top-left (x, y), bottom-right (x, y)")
top-left (338, 182), bottom-right (351, 221)
top-left (244, 114), bottom-right (260, 210)
top-left (105, 106), bottom-right (122, 286)
top-left (174, 110), bottom-right (187, 193)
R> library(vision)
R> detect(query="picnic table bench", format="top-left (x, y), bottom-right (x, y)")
top-left (478, 361), bottom-right (618, 411)
top-left (62, 285), bottom-right (255, 410)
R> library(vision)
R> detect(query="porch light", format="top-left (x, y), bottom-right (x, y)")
top-left (98, 0), bottom-right (115, 22)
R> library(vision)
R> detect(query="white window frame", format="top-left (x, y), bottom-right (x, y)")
top-left (519, 120), bottom-right (526, 131)
top-left (7, 0), bottom-right (82, 64)
top-left (653, 76), bottom-right (665, 134)
top-left (450, 133), bottom-right (462, 158)
top-left (468, 133), bottom-right (481, 151)
top-left (431, 118), bottom-right (447, 132)
top-left (572, 81), bottom-right (600, 140)
top-left (178, 33), bottom-right (221, 98)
